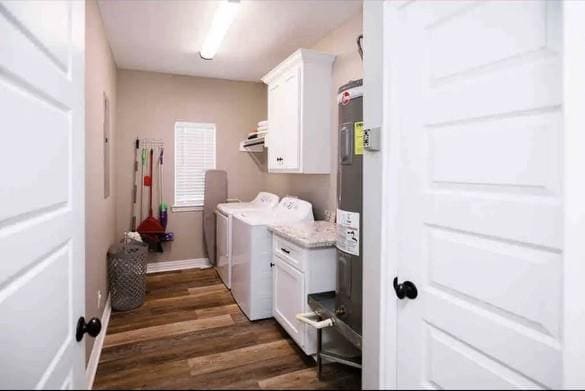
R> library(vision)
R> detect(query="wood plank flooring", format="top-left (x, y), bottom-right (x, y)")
top-left (93, 268), bottom-right (361, 390)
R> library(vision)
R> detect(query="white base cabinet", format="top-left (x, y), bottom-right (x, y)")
top-left (271, 234), bottom-right (336, 356)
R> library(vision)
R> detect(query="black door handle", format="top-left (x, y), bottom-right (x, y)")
top-left (270, 262), bottom-right (275, 268)
top-left (76, 317), bottom-right (102, 342)
top-left (393, 277), bottom-right (418, 300)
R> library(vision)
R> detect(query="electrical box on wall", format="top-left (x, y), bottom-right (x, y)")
top-left (364, 127), bottom-right (381, 151)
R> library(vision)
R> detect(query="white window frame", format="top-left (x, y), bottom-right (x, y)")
top-left (173, 121), bottom-right (216, 212)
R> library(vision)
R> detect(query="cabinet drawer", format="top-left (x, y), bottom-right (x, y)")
top-left (273, 235), bottom-right (305, 271)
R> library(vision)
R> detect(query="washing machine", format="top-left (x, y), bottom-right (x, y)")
top-left (231, 197), bottom-right (314, 321)
top-left (215, 192), bottom-right (279, 289)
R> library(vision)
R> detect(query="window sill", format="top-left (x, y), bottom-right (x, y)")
top-left (172, 205), bottom-right (203, 213)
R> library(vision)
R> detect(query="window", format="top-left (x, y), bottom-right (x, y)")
top-left (174, 122), bottom-right (216, 210)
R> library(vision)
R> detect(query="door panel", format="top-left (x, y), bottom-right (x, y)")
top-left (426, 325), bottom-right (541, 389)
top-left (429, 112), bottom-right (560, 193)
top-left (281, 68), bottom-right (300, 170)
top-left (267, 82), bottom-right (283, 170)
top-left (0, 1), bottom-right (85, 388)
top-left (385, 1), bottom-right (563, 389)
top-left (428, 227), bottom-right (561, 338)
top-left (273, 257), bottom-right (304, 347)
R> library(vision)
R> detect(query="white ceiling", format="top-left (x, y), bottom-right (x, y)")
top-left (97, 0), bottom-right (362, 82)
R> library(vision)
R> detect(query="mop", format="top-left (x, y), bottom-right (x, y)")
top-left (158, 148), bottom-right (173, 242)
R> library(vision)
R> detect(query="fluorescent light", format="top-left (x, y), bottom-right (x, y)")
top-left (200, 0), bottom-right (240, 60)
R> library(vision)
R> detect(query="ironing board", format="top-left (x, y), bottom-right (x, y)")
top-left (203, 170), bottom-right (227, 265)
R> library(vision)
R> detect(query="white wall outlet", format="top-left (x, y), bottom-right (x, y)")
top-left (97, 290), bottom-right (103, 310)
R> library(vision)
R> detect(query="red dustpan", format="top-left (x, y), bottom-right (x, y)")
top-left (137, 149), bottom-right (165, 234)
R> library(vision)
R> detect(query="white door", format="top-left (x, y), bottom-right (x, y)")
top-left (272, 257), bottom-right (305, 348)
top-left (385, 1), bottom-right (564, 388)
top-left (0, 1), bottom-right (86, 389)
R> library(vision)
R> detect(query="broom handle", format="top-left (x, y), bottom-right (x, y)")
top-left (149, 149), bottom-right (154, 217)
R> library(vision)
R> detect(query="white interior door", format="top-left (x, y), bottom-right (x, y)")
top-left (385, 1), bottom-right (564, 388)
top-left (0, 1), bottom-right (86, 389)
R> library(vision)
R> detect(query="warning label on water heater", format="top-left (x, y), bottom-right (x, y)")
top-left (336, 209), bottom-right (360, 256)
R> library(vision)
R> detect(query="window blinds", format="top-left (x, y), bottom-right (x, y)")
top-left (174, 122), bottom-right (216, 208)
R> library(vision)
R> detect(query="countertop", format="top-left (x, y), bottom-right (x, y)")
top-left (268, 220), bottom-right (336, 249)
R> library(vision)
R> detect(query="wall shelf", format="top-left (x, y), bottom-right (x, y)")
top-left (239, 136), bottom-right (266, 152)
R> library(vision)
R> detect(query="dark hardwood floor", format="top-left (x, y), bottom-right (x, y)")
top-left (93, 268), bottom-right (361, 390)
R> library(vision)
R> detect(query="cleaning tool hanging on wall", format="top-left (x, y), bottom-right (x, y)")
top-left (131, 139), bottom-right (140, 231)
top-left (143, 150), bottom-right (152, 187)
top-left (137, 149), bottom-right (165, 235)
top-left (158, 148), bottom-right (168, 230)
top-left (139, 148), bottom-right (147, 222)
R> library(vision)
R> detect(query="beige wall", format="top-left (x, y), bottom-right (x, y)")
top-left (115, 70), bottom-right (268, 262)
top-left (266, 11), bottom-right (364, 217)
top-left (85, 0), bottom-right (118, 360)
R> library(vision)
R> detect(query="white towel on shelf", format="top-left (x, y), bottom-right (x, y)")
top-left (248, 130), bottom-right (268, 138)
top-left (257, 120), bottom-right (268, 128)
top-left (257, 125), bottom-right (268, 132)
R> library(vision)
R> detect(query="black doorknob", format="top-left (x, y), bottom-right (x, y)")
top-left (76, 317), bottom-right (102, 342)
top-left (393, 277), bottom-right (418, 300)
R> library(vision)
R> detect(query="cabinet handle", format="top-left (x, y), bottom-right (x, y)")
top-left (281, 248), bottom-right (291, 254)
top-left (270, 262), bottom-right (275, 268)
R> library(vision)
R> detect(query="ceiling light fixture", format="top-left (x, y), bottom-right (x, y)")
top-left (200, 0), bottom-right (240, 60)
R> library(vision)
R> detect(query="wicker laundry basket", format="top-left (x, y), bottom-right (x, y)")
top-left (108, 239), bottom-right (148, 311)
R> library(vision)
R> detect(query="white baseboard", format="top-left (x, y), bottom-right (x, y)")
top-left (86, 295), bottom-right (111, 390)
top-left (146, 258), bottom-right (211, 274)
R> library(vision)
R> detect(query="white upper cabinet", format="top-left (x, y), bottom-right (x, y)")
top-left (262, 49), bottom-right (335, 173)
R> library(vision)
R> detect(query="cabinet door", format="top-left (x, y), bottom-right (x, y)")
top-left (273, 256), bottom-right (305, 348)
top-left (280, 67), bottom-right (301, 170)
top-left (267, 81), bottom-right (285, 170)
